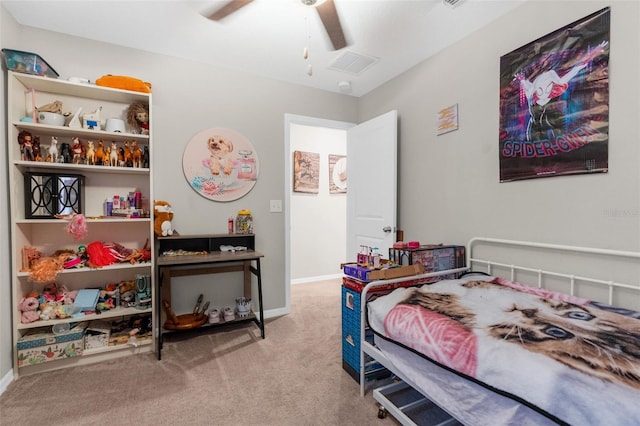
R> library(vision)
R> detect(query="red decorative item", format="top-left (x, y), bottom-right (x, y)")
top-left (86, 241), bottom-right (117, 267)
top-left (407, 241), bottom-right (420, 249)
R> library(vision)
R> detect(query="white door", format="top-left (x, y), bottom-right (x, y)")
top-left (346, 110), bottom-right (397, 261)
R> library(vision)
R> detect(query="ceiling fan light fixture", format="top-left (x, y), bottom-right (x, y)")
top-left (301, 0), bottom-right (328, 7)
top-left (442, 0), bottom-right (466, 8)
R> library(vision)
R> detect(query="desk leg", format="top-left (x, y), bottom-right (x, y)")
top-left (157, 267), bottom-right (163, 360)
top-left (243, 261), bottom-right (251, 299)
top-left (256, 258), bottom-right (265, 339)
top-left (157, 266), bottom-right (172, 360)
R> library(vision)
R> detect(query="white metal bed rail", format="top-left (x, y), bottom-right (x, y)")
top-left (467, 237), bottom-right (640, 305)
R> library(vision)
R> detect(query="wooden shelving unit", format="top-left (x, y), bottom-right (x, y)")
top-left (7, 72), bottom-right (155, 377)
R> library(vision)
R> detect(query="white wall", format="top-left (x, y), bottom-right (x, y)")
top-left (360, 1), bottom-right (640, 254)
top-left (290, 124), bottom-right (346, 281)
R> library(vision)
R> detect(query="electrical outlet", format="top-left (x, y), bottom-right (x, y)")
top-left (269, 199), bottom-right (282, 213)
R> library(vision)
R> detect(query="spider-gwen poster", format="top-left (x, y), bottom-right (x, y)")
top-left (499, 7), bottom-right (610, 182)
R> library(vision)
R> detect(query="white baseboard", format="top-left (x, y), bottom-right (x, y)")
top-left (291, 273), bottom-right (342, 285)
top-left (263, 306), bottom-right (289, 319)
top-left (0, 368), bottom-right (14, 396)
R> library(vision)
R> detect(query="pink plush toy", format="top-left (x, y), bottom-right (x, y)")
top-left (18, 297), bottom-right (40, 324)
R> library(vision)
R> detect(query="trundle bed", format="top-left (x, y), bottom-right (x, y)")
top-left (359, 238), bottom-right (640, 425)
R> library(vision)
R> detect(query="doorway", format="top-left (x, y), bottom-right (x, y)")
top-left (284, 114), bottom-right (354, 313)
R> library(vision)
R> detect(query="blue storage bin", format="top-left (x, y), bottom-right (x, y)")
top-left (1, 48), bottom-right (59, 78)
top-left (342, 284), bottom-right (386, 383)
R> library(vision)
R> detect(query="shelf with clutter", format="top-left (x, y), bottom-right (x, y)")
top-left (6, 60), bottom-right (155, 377)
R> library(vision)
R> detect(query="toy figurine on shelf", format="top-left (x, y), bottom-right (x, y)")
top-left (49, 136), bottom-right (59, 163)
top-left (71, 137), bottom-right (85, 164)
top-left (126, 102), bottom-right (149, 135)
top-left (86, 141), bottom-right (96, 165)
top-left (123, 141), bottom-right (132, 167)
top-left (18, 130), bottom-right (34, 161)
top-left (109, 142), bottom-right (118, 167)
top-left (32, 136), bottom-right (42, 161)
top-left (94, 140), bottom-right (107, 166)
top-left (142, 146), bottom-right (150, 169)
top-left (131, 140), bottom-right (142, 168)
top-left (59, 142), bottom-right (72, 163)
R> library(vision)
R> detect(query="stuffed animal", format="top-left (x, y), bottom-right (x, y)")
top-left (154, 200), bottom-right (174, 237)
top-left (18, 297), bottom-right (40, 324)
top-left (95, 75), bottom-right (152, 93)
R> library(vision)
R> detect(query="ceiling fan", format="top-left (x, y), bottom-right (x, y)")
top-left (207, 0), bottom-right (348, 50)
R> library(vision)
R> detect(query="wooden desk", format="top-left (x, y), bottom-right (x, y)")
top-left (156, 234), bottom-right (264, 360)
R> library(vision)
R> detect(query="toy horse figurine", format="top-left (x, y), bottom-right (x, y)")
top-left (142, 146), bottom-right (150, 169)
top-left (123, 141), bottom-right (132, 167)
top-left (59, 142), bottom-right (72, 163)
top-left (94, 140), bottom-right (107, 165)
top-left (109, 142), bottom-right (119, 167)
top-left (49, 137), bottom-right (59, 163)
top-left (86, 141), bottom-right (96, 165)
top-left (131, 140), bottom-right (142, 168)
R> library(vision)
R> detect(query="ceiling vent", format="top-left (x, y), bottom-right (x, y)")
top-left (329, 51), bottom-right (378, 75)
top-left (443, 0), bottom-right (466, 8)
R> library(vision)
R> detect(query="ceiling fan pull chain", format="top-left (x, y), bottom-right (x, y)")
top-left (304, 12), bottom-right (313, 76)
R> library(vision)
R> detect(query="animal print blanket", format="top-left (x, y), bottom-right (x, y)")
top-left (367, 275), bottom-right (640, 425)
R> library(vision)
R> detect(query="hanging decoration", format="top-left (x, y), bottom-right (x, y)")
top-left (183, 127), bottom-right (259, 202)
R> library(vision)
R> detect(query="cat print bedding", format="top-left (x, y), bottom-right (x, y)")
top-left (367, 274), bottom-right (640, 425)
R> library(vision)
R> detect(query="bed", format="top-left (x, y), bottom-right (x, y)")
top-left (359, 238), bottom-right (640, 425)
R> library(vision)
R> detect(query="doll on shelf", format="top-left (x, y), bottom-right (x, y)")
top-left (18, 130), bottom-right (34, 161)
top-left (127, 102), bottom-right (149, 135)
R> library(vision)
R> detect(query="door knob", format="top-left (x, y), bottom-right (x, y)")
top-left (382, 226), bottom-right (392, 233)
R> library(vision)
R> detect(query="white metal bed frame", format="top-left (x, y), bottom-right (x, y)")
top-left (358, 237), bottom-right (640, 417)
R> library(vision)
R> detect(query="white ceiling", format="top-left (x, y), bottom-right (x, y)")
top-left (2, 0), bottom-right (526, 97)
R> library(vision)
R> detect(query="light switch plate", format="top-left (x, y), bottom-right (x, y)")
top-left (270, 199), bottom-right (282, 213)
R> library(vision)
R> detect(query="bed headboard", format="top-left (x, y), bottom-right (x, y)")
top-left (467, 237), bottom-right (640, 310)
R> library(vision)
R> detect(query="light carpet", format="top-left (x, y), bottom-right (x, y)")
top-left (0, 279), bottom-right (397, 425)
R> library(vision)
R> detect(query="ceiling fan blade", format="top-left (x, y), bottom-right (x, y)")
top-left (316, 0), bottom-right (347, 50)
top-left (208, 0), bottom-right (254, 21)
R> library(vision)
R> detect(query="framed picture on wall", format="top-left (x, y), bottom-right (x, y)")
top-left (498, 7), bottom-right (610, 182)
top-left (182, 127), bottom-right (259, 201)
top-left (293, 150), bottom-right (320, 193)
top-left (436, 104), bottom-right (458, 136)
top-left (329, 154), bottom-right (347, 194)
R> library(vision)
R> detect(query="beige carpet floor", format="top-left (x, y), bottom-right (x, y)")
top-left (0, 279), bottom-right (398, 425)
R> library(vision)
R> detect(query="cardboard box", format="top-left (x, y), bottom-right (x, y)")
top-left (342, 262), bottom-right (425, 282)
top-left (17, 322), bottom-right (87, 367)
top-left (84, 321), bottom-right (111, 350)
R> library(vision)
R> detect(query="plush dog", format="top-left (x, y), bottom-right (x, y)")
top-left (208, 136), bottom-right (234, 176)
top-left (154, 200), bottom-right (174, 237)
